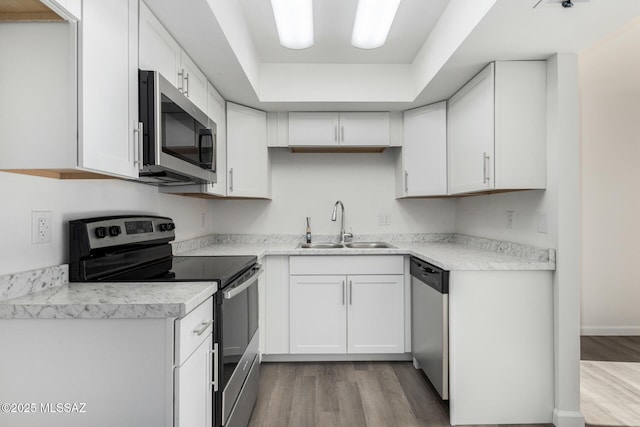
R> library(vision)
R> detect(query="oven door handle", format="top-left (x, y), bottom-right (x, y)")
top-left (223, 265), bottom-right (263, 300)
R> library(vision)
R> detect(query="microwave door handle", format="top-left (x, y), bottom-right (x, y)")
top-left (198, 129), bottom-right (213, 168)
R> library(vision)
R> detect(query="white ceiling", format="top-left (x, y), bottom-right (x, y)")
top-left (238, 0), bottom-right (450, 64)
top-left (145, 0), bottom-right (640, 111)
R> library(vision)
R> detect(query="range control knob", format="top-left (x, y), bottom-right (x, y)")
top-left (159, 223), bottom-right (175, 232)
top-left (108, 226), bottom-right (122, 237)
top-left (94, 227), bottom-right (107, 239)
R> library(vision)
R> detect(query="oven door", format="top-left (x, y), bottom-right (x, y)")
top-left (217, 265), bottom-right (262, 426)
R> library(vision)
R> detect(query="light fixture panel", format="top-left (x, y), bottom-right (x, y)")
top-left (271, 0), bottom-right (314, 49)
top-left (351, 0), bottom-right (402, 49)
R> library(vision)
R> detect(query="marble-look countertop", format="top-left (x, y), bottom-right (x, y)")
top-left (0, 281), bottom-right (217, 320)
top-left (181, 239), bottom-right (555, 271)
top-left (0, 233), bottom-right (554, 320)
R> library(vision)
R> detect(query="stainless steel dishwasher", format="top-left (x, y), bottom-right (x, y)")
top-left (411, 256), bottom-right (450, 400)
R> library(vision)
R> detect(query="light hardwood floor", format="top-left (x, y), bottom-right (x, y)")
top-left (248, 361), bottom-right (550, 427)
top-left (581, 336), bottom-right (640, 427)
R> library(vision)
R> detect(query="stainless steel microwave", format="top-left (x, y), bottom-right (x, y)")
top-left (138, 70), bottom-right (216, 185)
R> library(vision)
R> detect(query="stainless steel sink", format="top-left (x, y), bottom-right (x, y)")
top-left (344, 242), bottom-right (396, 249)
top-left (299, 242), bottom-right (344, 249)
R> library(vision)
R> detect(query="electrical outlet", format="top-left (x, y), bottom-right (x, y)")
top-left (378, 213), bottom-right (391, 226)
top-left (537, 212), bottom-right (548, 234)
top-left (505, 210), bottom-right (515, 229)
top-left (32, 211), bottom-right (52, 244)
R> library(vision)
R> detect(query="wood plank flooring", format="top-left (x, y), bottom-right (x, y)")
top-left (248, 361), bottom-right (550, 427)
top-left (581, 336), bottom-right (640, 427)
top-left (249, 337), bottom-right (640, 426)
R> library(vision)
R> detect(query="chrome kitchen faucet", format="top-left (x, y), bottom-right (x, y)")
top-left (331, 200), bottom-right (353, 244)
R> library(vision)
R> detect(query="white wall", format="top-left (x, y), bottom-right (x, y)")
top-left (0, 172), bottom-right (214, 276)
top-left (455, 190), bottom-right (554, 248)
top-left (579, 20), bottom-right (640, 335)
top-left (209, 149), bottom-right (456, 235)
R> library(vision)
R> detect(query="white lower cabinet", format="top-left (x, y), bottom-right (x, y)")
top-left (289, 256), bottom-right (405, 355)
top-left (175, 335), bottom-right (213, 427)
top-left (0, 296), bottom-right (214, 427)
top-left (290, 275), bottom-right (348, 354)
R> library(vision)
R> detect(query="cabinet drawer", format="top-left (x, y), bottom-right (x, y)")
top-left (175, 296), bottom-right (214, 366)
top-left (290, 255), bottom-right (404, 275)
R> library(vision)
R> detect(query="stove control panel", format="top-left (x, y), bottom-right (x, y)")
top-left (70, 215), bottom-right (176, 251)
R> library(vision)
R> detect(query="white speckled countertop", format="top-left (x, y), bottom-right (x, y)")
top-left (0, 281), bottom-right (216, 319)
top-left (179, 237), bottom-right (555, 271)
top-left (0, 233), bottom-right (554, 320)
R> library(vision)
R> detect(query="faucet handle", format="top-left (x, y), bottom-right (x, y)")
top-left (343, 228), bottom-right (354, 243)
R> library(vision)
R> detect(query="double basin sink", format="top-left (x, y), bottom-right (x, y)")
top-left (299, 242), bottom-right (396, 249)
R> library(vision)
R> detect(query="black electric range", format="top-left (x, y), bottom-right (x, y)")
top-left (68, 215), bottom-right (262, 427)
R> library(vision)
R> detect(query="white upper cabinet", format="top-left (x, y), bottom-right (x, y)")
top-left (288, 112), bottom-right (390, 148)
top-left (226, 102), bottom-right (271, 199)
top-left (139, 2), bottom-right (181, 87)
top-left (180, 52), bottom-right (208, 112)
top-left (79, 0), bottom-right (140, 179)
top-left (288, 112), bottom-right (339, 146)
top-left (203, 83), bottom-right (227, 196)
top-left (447, 61), bottom-right (547, 195)
top-left (398, 102), bottom-right (448, 197)
top-left (0, 1), bottom-right (139, 179)
top-left (139, 2), bottom-right (208, 112)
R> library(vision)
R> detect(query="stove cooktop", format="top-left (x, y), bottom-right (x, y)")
top-left (101, 255), bottom-right (257, 287)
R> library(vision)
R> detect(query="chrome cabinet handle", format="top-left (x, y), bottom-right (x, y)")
top-left (349, 280), bottom-right (353, 305)
top-left (184, 72), bottom-right (190, 96)
top-left (212, 343), bottom-right (219, 392)
top-left (342, 281), bottom-right (345, 305)
top-left (404, 170), bottom-right (408, 193)
top-left (341, 126), bottom-right (344, 142)
top-left (133, 122), bottom-right (143, 170)
top-left (229, 168), bottom-right (233, 192)
top-left (133, 124), bottom-right (140, 166)
top-left (178, 69), bottom-right (185, 93)
top-left (193, 320), bottom-right (213, 336)
top-left (483, 152), bottom-right (491, 184)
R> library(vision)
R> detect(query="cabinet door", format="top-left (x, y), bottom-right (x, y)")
top-left (447, 63), bottom-right (495, 195)
top-left (180, 52), bottom-right (208, 112)
top-left (290, 275), bottom-right (347, 354)
top-left (288, 112), bottom-right (340, 146)
top-left (204, 83), bottom-right (226, 196)
top-left (402, 102), bottom-right (447, 196)
top-left (226, 102), bottom-right (269, 198)
top-left (78, 0), bottom-right (139, 179)
top-left (339, 112), bottom-right (390, 147)
top-left (347, 275), bottom-right (404, 354)
top-left (175, 334), bottom-right (213, 427)
top-left (138, 2), bottom-right (182, 89)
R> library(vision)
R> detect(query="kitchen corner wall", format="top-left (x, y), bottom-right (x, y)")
top-left (579, 19), bottom-right (640, 335)
top-left (0, 172), bottom-right (214, 276)
top-left (208, 149), bottom-right (456, 235)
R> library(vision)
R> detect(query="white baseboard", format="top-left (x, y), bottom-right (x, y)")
top-left (581, 326), bottom-right (640, 336)
top-left (553, 409), bottom-right (585, 427)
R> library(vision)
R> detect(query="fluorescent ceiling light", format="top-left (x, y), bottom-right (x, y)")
top-left (270, 0), bottom-right (314, 49)
top-left (351, 0), bottom-right (401, 49)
